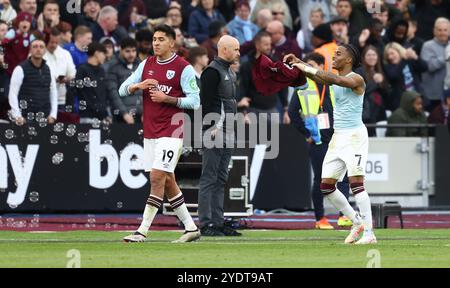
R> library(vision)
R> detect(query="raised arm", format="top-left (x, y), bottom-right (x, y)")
top-left (292, 61), bottom-right (365, 94)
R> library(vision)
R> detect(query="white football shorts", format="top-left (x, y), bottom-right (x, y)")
top-left (322, 125), bottom-right (368, 180)
top-left (143, 137), bottom-right (183, 172)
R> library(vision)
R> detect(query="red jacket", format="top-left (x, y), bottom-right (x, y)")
top-left (1, 31), bottom-right (32, 76)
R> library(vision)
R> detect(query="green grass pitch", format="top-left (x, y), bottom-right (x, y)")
top-left (0, 229), bottom-right (449, 268)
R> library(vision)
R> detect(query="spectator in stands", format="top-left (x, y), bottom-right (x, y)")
top-left (43, 27), bottom-right (76, 111)
top-left (255, 8), bottom-right (272, 30)
top-left (201, 20), bottom-right (227, 63)
top-left (384, 18), bottom-right (407, 45)
top-left (335, 0), bottom-right (360, 39)
top-left (266, 20), bottom-right (301, 62)
top-left (103, 0), bottom-right (147, 29)
top-left (57, 21), bottom-right (72, 46)
top-left (251, 0), bottom-right (292, 30)
top-left (239, 31), bottom-right (289, 124)
top-left (428, 89), bottom-right (450, 130)
top-left (406, 19), bottom-right (424, 56)
top-left (188, 0), bottom-right (225, 44)
top-left (329, 15), bottom-right (349, 45)
top-left (73, 42), bottom-right (111, 123)
top-left (296, 6), bottom-right (324, 54)
top-left (371, 3), bottom-right (389, 37)
top-left (165, 6), bottom-right (184, 31)
top-left (355, 18), bottom-right (385, 56)
top-left (311, 23), bottom-right (336, 72)
top-left (356, 45), bottom-right (390, 135)
top-left (135, 28), bottom-right (153, 62)
top-left (187, 46), bottom-right (209, 86)
top-left (297, 0), bottom-right (330, 32)
top-left (226, 1), bottom-right (259, 45)
top-left (143, 0), bottom-right (174, 20)
top-left (174, 27), bottom-right (189, 58)
top-left (1, 11), bottom-right (35, 76)
top-left (18, 0), bottom-right (37, 15)
top-left (0, 20), bottom-right (8, 41)
top-left (81, 0), bottom-right (101, 30)
top-left (271, 2), bottom-right (293, 37)
top-left (9, 38), bottom-right (57, 125)
top-left (0, 0), bottom-right (17, 23)
top-left (217, 0), bottom-right (235, 22)
top-left (420, 17), bottom-right (450, 111)
top-left (91, 6), bottom-right (128, 51)
top-left (415, 0), bottom-right (450, 41)
top-left (180, 0), bottom-right (199, 32)
top-left (386, 91), bottom-right (428, 137)
top-left (0, 34), bottom-right (8, 120)
top-left (36, 0), bottom-right (59, 33)
top-left (445, 43), bottom-right (450, 93)
top-left (100, 37), bottom-right (115, 69)
top-left (63, 25), bottom-right (92, 67)
top-left (384, 42), bottom-right (427, 111)
top-left (106, 38), bottom-right (142, 124)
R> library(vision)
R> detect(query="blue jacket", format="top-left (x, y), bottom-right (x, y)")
top-left (188, 8), bottom-right (225, 44)
top-left (226, 18), bottom-right (259, 44)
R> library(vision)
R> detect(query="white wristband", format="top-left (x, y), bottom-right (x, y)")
top-left (304, 65), bottom-right (318, 75)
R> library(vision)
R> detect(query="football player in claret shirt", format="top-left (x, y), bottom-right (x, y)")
top-left (119, 24), bottom-right (200, 243)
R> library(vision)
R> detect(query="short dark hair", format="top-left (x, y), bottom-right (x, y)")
top-left (153, 24), bottom-right (176, 40)
top-left (135, 29), bottom-right (153, 42)
top-left (44, 0), bottom-right (59, 7)
top-left (303, 52), bottom-right (325, 66)
top-left (49, 27), bottom-right (61, 37)
top-left (187, 46), bottom-right (208, 65)
top-left (340, 43), bottom-right (361, 68)
top-left (120, 37), bottom-right (137, 50)
top-left (57, 21), bottom-right (72, 33)
top-left (166, 6), bottom-right (182, 16)
top-left (87, 42), bottom-right (107, 56)
top-left (44, 27), bottom-right (61, 45)
top-left (208, 20), bottom-right (226, 38)
top-left (83, 0), bottom-right (101, 7)
top-left (253, 30), bottom-right (271, 43)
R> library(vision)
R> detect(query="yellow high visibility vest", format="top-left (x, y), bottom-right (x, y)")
top-left (297, 77), bottom-right (335, 117)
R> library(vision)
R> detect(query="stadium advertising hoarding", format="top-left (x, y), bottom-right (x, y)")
top-left (0, 123), bottom-right (313, 213)
top-left (0, 123), bottom-right (149, 212)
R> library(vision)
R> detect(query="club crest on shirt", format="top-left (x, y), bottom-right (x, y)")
top-left (148, 70), bottom-right (154, 76)
top-left (166, 70), bottom-right (175, 79)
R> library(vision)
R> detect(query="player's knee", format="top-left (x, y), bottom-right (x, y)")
top-left (350, 182), bottom-right (365, 195)
top-left (320, 182), bottom-right (336, 195)
top-left (150, 172), bottom-right (166, 189)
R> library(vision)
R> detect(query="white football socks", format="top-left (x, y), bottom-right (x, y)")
top-left (354, 191), bottom-right (374, 234)
top-left (169, 193), bottom-right (197, 231)
top-left (325, 188), bottom-right (362, 226)
top-left (137, 195), bottom-right (163, 236)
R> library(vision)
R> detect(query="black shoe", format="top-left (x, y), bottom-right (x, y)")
top-left (200, 225), bottom-right (225, 237)
top-left (221, 225), bottom-right (242, 236)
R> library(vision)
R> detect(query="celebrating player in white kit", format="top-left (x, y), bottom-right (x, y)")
top-left (285, 43), bottom-right (376, 244)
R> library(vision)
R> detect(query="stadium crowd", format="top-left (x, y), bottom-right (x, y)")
top-left (0, 0), bottom-right (449, 135)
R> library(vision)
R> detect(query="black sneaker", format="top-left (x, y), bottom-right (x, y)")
top-left (221, 225), bottom-right (242, 236)
top-left (200, 225), bottom-right (225, 237)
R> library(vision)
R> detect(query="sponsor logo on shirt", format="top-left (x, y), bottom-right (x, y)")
top-left (156, 84), bottom-right (173, 94)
